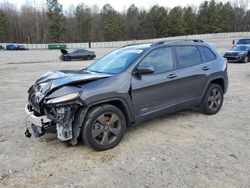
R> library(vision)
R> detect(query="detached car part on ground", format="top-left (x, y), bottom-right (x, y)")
top-left (224, 45), bottom-right (250, 63)
top-left (25, 40), bottom-right (228, 151)
top-left (60, 49), bottom-right (96, 61)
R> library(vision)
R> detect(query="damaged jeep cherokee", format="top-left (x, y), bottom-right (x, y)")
top-left (25, 40), bottom-right (228, 151)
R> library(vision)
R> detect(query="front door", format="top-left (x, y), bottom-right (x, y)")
top-left (131, 46), bottom-right (180, 121)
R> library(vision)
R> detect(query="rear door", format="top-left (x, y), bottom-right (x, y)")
top-left (174, 45), bottom-right (212, 107)
top-left (131, 46), bottom-right (180, 119)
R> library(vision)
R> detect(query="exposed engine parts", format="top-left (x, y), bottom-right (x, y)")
top-left (45, 105), bottom-right (77, 142)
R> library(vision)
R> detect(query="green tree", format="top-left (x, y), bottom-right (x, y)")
top-left (183, 6), bottom-right (197, 35)
top-left (0, 10), bottom-right (8, 42)
top-left (207, 0), bottom-right (223, 33)
top-left (167, 6), bottom-right (184, 36)
top-left (125, 4), bottom-right (139, 40)
top-left (75, 4), bottom-right (92, 42)
top-left (46, 0), bottom-right (65, 42)
top-left (101, 4), bottom-right (124, 41)
top-left (220, 2), bottom-right (234, 32)
top-left (147, 5), bottom-right (168, 38)
top-left (197, 1), bottom-right (210, 33)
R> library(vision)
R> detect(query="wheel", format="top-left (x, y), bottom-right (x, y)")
top-left (64, 56), bottom-right (71, 61)
top-left (201, 84), bottom-right (224, 115)
top-left (85, 56), bottom-right (92, 60)
top-left (242, 56), bottom-right (248, 63)
top-left (81, 104), bottom-right (126, 151)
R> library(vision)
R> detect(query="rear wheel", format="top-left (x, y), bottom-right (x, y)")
top-left (201, 84), bottom-right (224, 115)
top-left (81, 104), bottom-right (126, 151)
top-left (85, 56), bottom-right (92, 60)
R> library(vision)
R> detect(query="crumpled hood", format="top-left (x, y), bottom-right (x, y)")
top-left (32, 70), bottom-right (112, 94)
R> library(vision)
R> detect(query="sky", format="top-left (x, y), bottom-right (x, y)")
top-left (3, 0), bottom-right (235, 11)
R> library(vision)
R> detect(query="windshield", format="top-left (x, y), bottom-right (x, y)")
top-left (231, 45), bottom-right (248, 51)
top-left (87, 48), bottom-right (144, 74)
top-left (237, 39), bottom-right (250, 45)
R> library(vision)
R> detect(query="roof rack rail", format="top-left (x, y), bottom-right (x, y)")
top-left (151, 39), bottom-right (204, 46)
top-left (122, 42), bottom-right (150, 48)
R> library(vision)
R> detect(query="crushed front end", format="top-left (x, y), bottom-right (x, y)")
top-left (25, 83), bottom-right (86, 145)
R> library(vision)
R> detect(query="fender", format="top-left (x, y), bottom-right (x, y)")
top-left (202, 75), bottom-right (227, 99)
top-left (85, 97), bottom-right (134, 126)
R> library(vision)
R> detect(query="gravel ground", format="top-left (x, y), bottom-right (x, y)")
top-left (0, 48), bottom-right (249, 188)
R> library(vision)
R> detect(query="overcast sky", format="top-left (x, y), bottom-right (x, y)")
top-left (3, 0), bottom-right (235, 11)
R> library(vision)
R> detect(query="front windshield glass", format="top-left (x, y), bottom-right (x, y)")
top-left (86, 48), bottom-right (144, 74)
top-left (231, 45), bottom-right (247, 51)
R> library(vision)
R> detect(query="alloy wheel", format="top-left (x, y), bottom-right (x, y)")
top-left (208, 88), bottom-right (222, 112)
top-left (92, 112), bottom-right (121, 145)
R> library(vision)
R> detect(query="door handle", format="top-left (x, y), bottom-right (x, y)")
top-left (167, 74), bottom-right (177, 79)
top-left (202, 66), bottom-right (210, 71)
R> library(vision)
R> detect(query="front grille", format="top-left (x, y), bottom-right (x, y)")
top-left (226, 57), bottom-right (238, 61)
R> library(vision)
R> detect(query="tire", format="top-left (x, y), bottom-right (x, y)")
top-left (242, 56), bottom-right (248, 63)
top-left (81, 104), bottom-right (126, 151)
top-left (85, 56), bottom-right (92, 60)
top-left (201, 84), bottom-right (224, 115)
top-left (64, 56), bottom-right (71, 61)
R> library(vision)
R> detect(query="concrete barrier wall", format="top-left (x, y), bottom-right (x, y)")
top-left (1, 32), bottom-right (250, 50)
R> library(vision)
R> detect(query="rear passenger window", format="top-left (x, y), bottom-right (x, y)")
top-left (140, 47), bottom-right (174, 74)
top-left (175, 46), bottom-right (202, 68)
top-left (199, 46), bottom-right (216, 62)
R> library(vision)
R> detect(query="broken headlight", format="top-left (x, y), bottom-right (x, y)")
top-left (36, 83), bottom-right (51, 93)
top-left (46, 92), bottom-right (80, 104)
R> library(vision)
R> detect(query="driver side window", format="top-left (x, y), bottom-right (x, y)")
top-left (139, 47), bottom-right (174, 74)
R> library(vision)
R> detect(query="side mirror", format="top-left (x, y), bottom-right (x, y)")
top-left (232, 40), bottom-right (235, 45)
top-left (135, 65), bottom-right (154, 75)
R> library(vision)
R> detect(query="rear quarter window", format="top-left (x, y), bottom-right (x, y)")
top-left (199, 46), bottom-right (217, 62)
top-left (175, 46), bottom-right (202, 68)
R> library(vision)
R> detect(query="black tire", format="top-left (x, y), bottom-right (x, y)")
top-left (64, 56), bottom-right (71, 61)
top-left (201, 84), bottom-right (224, 115)
top-left (81, 104), bottom-right (126, 151)
top-left (242, 56), bottom-right (248, 63)
top-left (85, 56), bottom-right (92, 60)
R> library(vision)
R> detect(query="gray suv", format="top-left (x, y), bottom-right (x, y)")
top-left (25, 40), bottom-right (228, 151)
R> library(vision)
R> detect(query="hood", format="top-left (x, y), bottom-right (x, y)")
top-left (32, 70), bottom-right (112, 95)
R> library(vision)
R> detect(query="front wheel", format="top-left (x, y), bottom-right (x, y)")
top-left (201, 84), bottom-right (224, 115)
top-left (242, 56), bottom-right (248, 63)
top-left (81, 104), bottom-right (126, 151)
top-left (64, 56), bottom-right (71, 61)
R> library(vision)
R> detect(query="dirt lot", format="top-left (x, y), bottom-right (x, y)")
top-left (0, 48), bottom-right (250, 188)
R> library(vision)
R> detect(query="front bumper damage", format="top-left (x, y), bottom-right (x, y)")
top-left (25, 104), bottom-right (55, 138)
top-left (25, 103), bottom-right (87, 145)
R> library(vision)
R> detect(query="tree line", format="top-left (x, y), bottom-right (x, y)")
top-left (0, 0), bottom-right (249, 43)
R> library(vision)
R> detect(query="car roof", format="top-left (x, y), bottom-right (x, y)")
top-left (122, 39), bottom-right (209, 50)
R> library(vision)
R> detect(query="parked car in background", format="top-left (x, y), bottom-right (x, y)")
top-left (6, 44), bottom-right (28, 50)
top-left (0, 45), bottom-right (4, 50)
top-left (25, 39), bottom-right (228, 151)
top-left (60, 49), bottom-right (96, 61)
top-left (224, 45), bottom-right (250, 63)
top-left (235, 38), bottom-right (250, 45)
